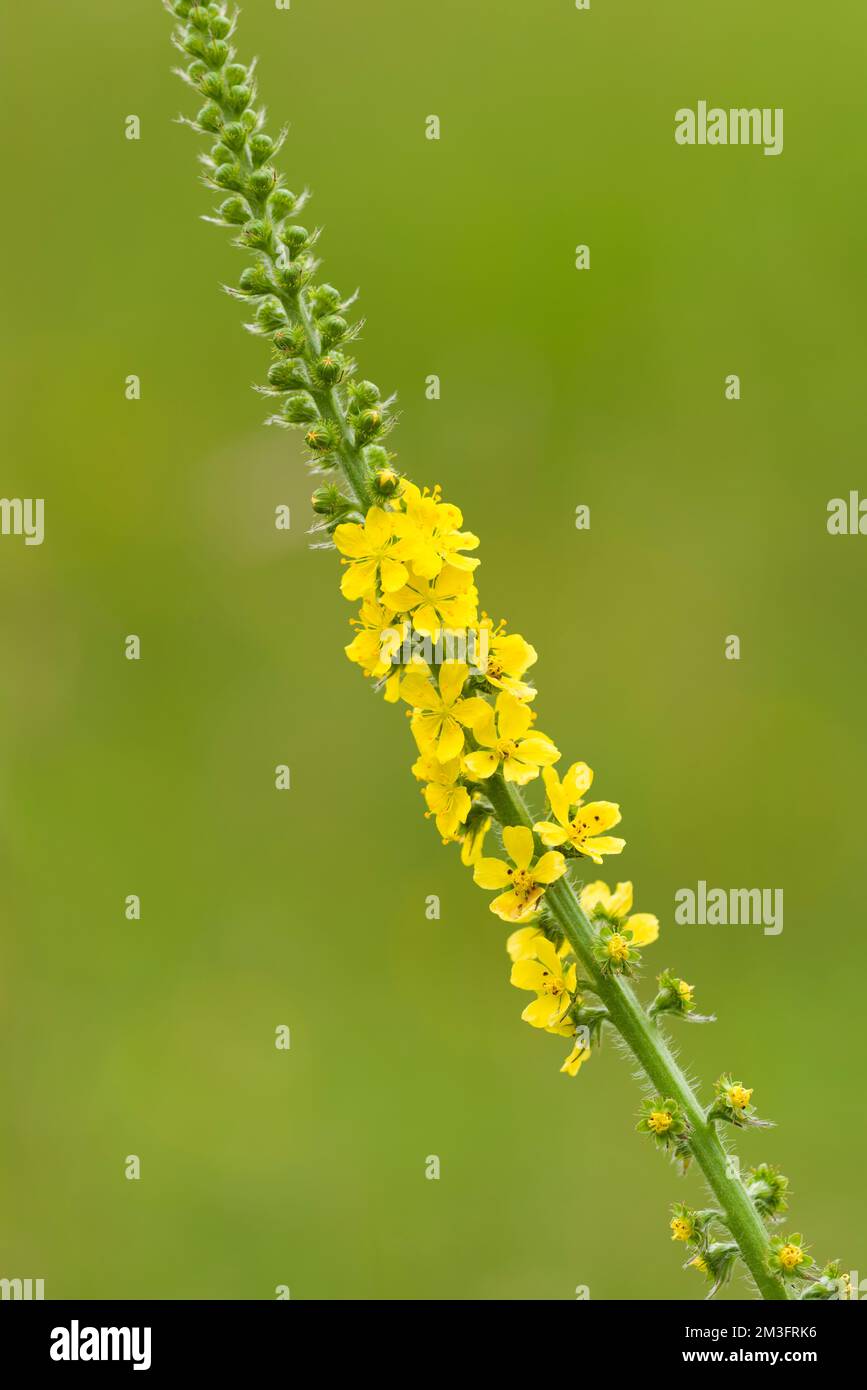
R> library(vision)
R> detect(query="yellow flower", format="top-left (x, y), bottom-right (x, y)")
top-left (473, 825), bottom-right (566, 922)
top-left (670, 1216), bottom-right (694, 1242)
top-left (460, 691), bottom-right (560, 785)
top-left (410, 752), bottom-right (472, 839)
top-left (648, 1110), bottom-right (673, 1135)
top-left (534, 763), bottom-right (625, 864)
top-left (689, 1255), bottom-right (709, 1275)
top-left (560, 1039), bottom-right (592, 1077)
top-left (509, 934), bottom-right (577, 1030)
top-left (677, 980), bottom-right (694, 1005)
top-left (400, 660), bottom-right (476, 761)
top-left (391, 482), bottom-right (480, 579)
top-left (334, 507), bottom-right (408, 600)
top-left (579, 880), bottom-right (659, 947)
top-left (344, 598), bottom-right (407, 700)
top-left (726, 1084), bottom-right (753, 1111)
top-left (778, 1244), bottom-right (805, 1272)
top-left (475, 619), bottom-right (538, 700)
top-left (384, 563), bottom-right (478, 638)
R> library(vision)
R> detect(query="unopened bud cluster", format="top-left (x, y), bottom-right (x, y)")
top-left (168, 0), bottom-right (399, 521)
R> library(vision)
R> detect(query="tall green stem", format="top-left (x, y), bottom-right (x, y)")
top-left (483, 771), bottom-right (790, 1301)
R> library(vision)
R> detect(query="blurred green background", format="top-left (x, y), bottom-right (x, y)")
top-left (2, 0), bottom-right (865, 1300)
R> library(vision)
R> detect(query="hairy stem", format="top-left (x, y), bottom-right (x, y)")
top-left (482, 771), bottom-right (790, 1301)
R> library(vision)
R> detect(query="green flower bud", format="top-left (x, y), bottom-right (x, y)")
top-left (281, 392), bottom-right (318, 424)
top-left (218, 196), bottom-right (250, 226)
top-left (281, 224), bottom-right (310, 257)
top-left (255, 298), bottom-right (287, 333)
top-left (246, 167), bottom-right (277, 200)
top-left (182, 32), bottom-right (209, 61)
top-left (188, 5), bottom-right (211, 29)
top-left (187, 59), bottom-right (208, 84)
top-left (272, 324), bottom-right (306, 355)
top-left (362, 444), bottom-right (390, 472)
top-left (371, 467), bottom-right (401, 499)
top-left (238, 263), bottom-right (273, 296)
top-left (207, 13), bottom-right (232, 39)
top-left (226, 84), bottom-right (253, 113)
top-left (239, 219), bottom-right (274, 251)
top-left (275, 261), bottom-right (305, 294)
top-left (223, 63), bottom-right (247, 87)
top-left (173, 2), bottom-right (195, 18)
top-left (305, 420), bottom-right (342, 453)
top-left (318, 315), bottom-right (348, 347)
top-left (268, 189), bottom-right (297, 220)
top-left (204, 40), bottom-right (229, 69)
top-left (240, 108), bottom-right (258, 132)
top-left (210, 142), bottom-right (233, 165)
top-left (314, 352), bottom-right (346, 386)
top-left (196, 102), bottom-right (223, 133)
top-left (309, 284), bottom-right (342, 318)
top-left (221, 121), bottom-right (246, 151)
top-left (311, 484), bottom-right (353, 518)
top-left (249, 133), bottom-right (274, 167)
top-left (267, 358), bottom-right (309, 391)
top-left (354, 408), bottom-right (385, 443)
top-left (214, 163), bottom-right (244, 192)
top-left (198, 70), bottom-right (223, 99)
top-left (349, 379), bottom-right (381, 408)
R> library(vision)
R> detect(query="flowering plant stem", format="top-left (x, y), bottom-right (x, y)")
top-left (162, 0), bottom-right (840, 1301)
top-left (485, 770), bottom-right (789, 1301)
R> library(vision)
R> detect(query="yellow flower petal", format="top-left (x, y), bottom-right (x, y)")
top-left (533, 820), bottom-right (568, 847)
top-left (607, 881), bottom-right (634, 918)
top-left (532, 936), bottom-right (561, 974)
top-left (506, 926), bottom-right (543, 961)
top-left (580, 835), bottom-right (626, 864)
top-left (533, 851), bottom-right (567, 885)
top-left (333, 521), bottom-right (369, 558)
top-left (562, 761), bottom-right (593, 801)
top-left (400, 673), bottom-right (435, 709)
top-left (435, 715), bottom-right (464, 762)
top-left (572, 801), bottom-right (622, 837)
top-left (462, 749), bottom-right (498, 779)
top-left (521, 995), bottom-right (563, 1029)
top-left (490, 889), bottom-right (537, 922)
top-left (473, 857), bottom-right (512, 890)
top-left (363, 506), bottom-right (393, 548)
top-left (561, 1043), bottom-right (591, 1077)
top-left (580, 881), bottom-right (613, 914)
top-left (502, 824), bottom-right (534, 870)
top-left (496, 691), bottom-right (533, 741)
top-left (510, 959), bottom-right (550, 992)
top-left (438, 659), bottom-right (469, 707)
top-left (340, 557), bottom-right (378, 600)
top-left (379, 555), bottom-right (409, 593)
top-left (627, 913), bottom-right (659, 947)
